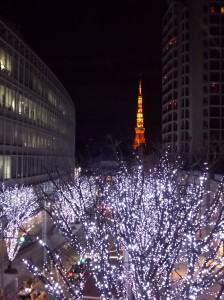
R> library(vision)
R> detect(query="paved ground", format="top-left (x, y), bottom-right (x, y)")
top-left (0, 214), bottom-right (66, 300)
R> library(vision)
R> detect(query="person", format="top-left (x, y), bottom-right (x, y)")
top-left (30, 291), bottom-right (46, 300)
top-left (16, 287), bottom-right (31, 299)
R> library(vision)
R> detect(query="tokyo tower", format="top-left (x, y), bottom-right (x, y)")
top-left (133, 78), bottom-right (146, 150)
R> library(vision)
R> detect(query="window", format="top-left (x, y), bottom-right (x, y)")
top-left (210, 15), bottom-right (220, 24)
top-left (221, 6), bottom-right (224, 13)
top-left (203, 74), bottom-right (208, 82)
top-left (203, 121), bottom-right (208, 129)
top-left (210, 61), bottom-right (220, 70)
top-left (172, 100), bottom-right (177, 109)
top-left (210, 119), bottom-right (220, 129)
top-left (222, 73), bottom-right (224, 81)
top-left (203, 29), bottom-right (207, 37)
top-left (210, 107), bottom-right (220, 117)
top-left (210, 27), bottom-right (220, 36)
top-left (209, 82), bottom-right (219, 93)
top-left (210, 49), bottom-right (220, 59)
top-left (203, 17), bottom-right (208, 24)
top-left (210, 95), bottom-right (220, 105)
top-left (203, 97), bottom-right (208, 105)
top-left (203, 63), bottom-right (208, 71)
top-left (210, 37), bottom-right (220, 46)
top-left (203, 109), bottom-right (208, 117)
top-left (0, 156), bottom-right (11, 179)
top-left (203, 132), bottom-right (208, 140)
top-left (203, 40), bottom-right (208, 47)
top-left (210, 72), bottom-right (220, 81)
top-left (210, 4), bottom-right (219, 13)
top-left (203, 86), bottom-right (208, 93)
top-left (210, 130), bottom-right (219, 141)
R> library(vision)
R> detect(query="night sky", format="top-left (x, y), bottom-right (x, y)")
top-left (1, 0), bottom-right (167, 146)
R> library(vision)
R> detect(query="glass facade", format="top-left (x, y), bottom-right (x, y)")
top-left (0, 20), bottom-right (76, 184)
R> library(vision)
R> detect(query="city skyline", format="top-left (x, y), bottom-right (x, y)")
top-left (0, 0), bottom-right (167, 145)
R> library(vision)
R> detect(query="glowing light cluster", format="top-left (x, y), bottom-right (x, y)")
top-left (30, 175), bottom-right (126, 299)
top-left (0, 184), bottom-right (39, 260)
top-left (23, 154), bottom-right (224, 299)
top-left (104, 155), bottom-right (224, 299)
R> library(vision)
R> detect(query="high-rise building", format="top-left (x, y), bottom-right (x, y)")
top-left (0, 19), bottom-right (76, 185)
top-left (162, 0), bottom-right (224, 161)
top-left (133, 78), bottom-right (146, 150)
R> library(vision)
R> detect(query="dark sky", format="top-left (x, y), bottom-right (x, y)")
top-left (1, 0), bottom-right (167, 145)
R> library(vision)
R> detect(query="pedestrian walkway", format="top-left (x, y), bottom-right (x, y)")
top-left (0, 214), bottom-right (66, 300)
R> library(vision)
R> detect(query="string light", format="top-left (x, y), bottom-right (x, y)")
top-left (22, 154), bottom-right (224, 299)
top-left (0, 184), bottom-right (39, 261)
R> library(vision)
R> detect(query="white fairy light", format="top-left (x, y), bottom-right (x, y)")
top-left (22, 154), bottom-right (224, 299)
top-left (0, 184), bottom-right (39, 261)
top-left (104, 154), bottom-right (224, 299)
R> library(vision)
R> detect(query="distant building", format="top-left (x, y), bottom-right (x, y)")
top-left (0, 19), bottom-right (76, 185)
top-left (162, 0), bottom-right (224, 163)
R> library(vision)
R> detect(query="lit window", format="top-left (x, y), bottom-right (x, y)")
top-left (221, 6), bottom-right (224, 13)
top-left (210, 82), bottom-right (217, 88)
top-left (172, 38), bottom-right (177, 46)
top-left (0, 155), bottom-right (11, 179)
top-left (0, 60), bottom-right (5, 70)
top-left (209, 82), bottom-right (219, 93)
top-left (210, 6), bottom-right (215, 13)
top-left (172, 100), bottom-right (177, 109)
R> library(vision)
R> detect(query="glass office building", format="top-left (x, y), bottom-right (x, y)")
top-left (0, 19), bottom-right (75, 185)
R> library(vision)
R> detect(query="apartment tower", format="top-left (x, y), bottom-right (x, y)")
top-left (162, 0), bottom-right (224, 162)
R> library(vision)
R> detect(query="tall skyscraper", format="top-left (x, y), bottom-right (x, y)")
top-left (133, 78), bottom-right (146, 150)
top-left (162, 0), bottom-right (224, 161)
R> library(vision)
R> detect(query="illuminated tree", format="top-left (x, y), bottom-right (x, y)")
top-left (24, 153), bottom-right (224, 299)
top-left (26, 175), bottom-right (126, 300)
top-left (0, 184), bottom-right (39, 261)
top-left (105, 154), bottom-right (224, 299)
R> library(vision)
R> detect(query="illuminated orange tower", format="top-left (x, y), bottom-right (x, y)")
top-left (133, 78), bottom-right (146, 150)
